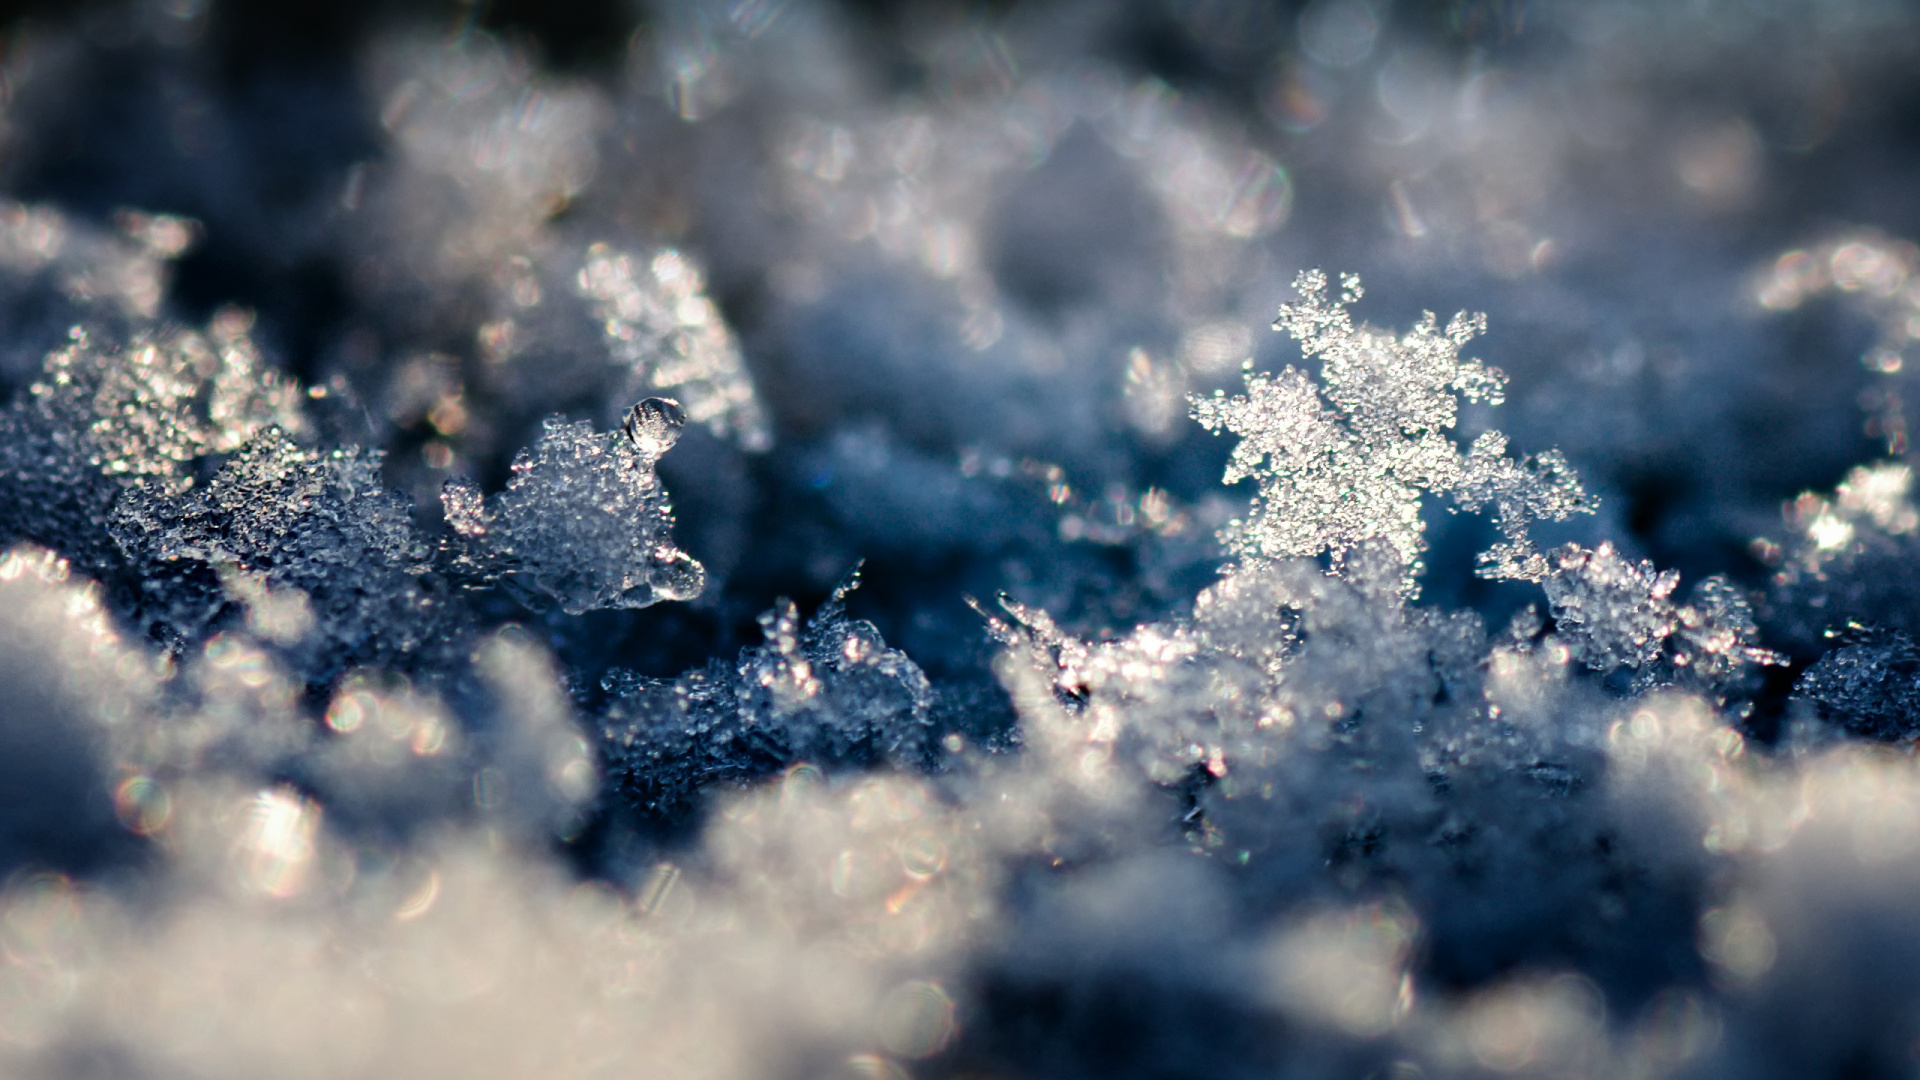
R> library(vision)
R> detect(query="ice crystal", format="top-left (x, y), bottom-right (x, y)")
top-left (0, 388), bottom-right (120, 570)
top-left (4, 6), bottom-right (1920, 1080)
top-left (988, 548), bottom-right (1494, 796)
top-left (1191, 270), bottom-right (1590, 594)
top-left (0, 313), bottom-right (301, 573)
top-left (474, 241), bottom-right (771, 453)
top-left (111, 427), bottom-right (458, 679)
top-left (441, 399), bottom-right (705, 615)
top-left (1544, 541), bottom-right (1781, 693)
top-left (1792, 627), bottom-right (1920, 741)
top-left (32, 314), bottom-right (304, 490)
top-left (576, 244), bottom-right (770, 450)
top-left (601, 569), bottom-right (932, 817)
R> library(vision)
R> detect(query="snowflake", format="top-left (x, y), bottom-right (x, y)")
top-left (1191, 270), bottom-right (1591, 595)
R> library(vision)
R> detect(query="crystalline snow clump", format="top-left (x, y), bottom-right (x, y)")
top-left (473, 241), bottom-right (770, 452)
top-left (1191, 270), bottom-right (1591, 594)
top-left (989, 271), bottom-right (1779, 818)
top-left (111, 427), bottom-right (459, 679)
top-left (442, 398), bottom-right (705, 615)
top-left (1792, 627), bottom-right (1920, 741)
top-left (600, 568), bottom-right (933, 817)
top-left (1764, 461), bottom-right (1920, 651)
top-left (576, 244), bottom-right (771, 451)
top-left (33, 314), bottom-right (305, 490)
top-left (1544, 541), bottom-right (1781, 694)
top-left (0, 313), bottom-right (302, 574)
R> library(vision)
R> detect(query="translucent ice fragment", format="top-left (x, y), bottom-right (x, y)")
top-left (441, 475), bottom-right (488, 538)
top-left (624, 394), bottom-right (686, 458)
top-left (440, 399), bottom-right (705, 614)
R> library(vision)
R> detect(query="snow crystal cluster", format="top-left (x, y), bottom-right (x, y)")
top-left (1192, 268), bottom-right (1590, 590)
top-left (442, 398), bottom-right (706, 615)
top-left (0, 1), bottom-right (1918, 1078)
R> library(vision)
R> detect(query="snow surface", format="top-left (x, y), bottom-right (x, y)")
top-left (0, 1), bottom-right (1917, 1077)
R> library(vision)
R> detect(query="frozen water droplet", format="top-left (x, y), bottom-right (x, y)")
top-left (644, 554), bottom-right (706, 603)
top-left (625, 397), bottom-right (685, 458)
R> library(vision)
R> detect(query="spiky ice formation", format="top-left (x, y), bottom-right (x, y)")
top-left (442, 397), bottom-right (706, 615)
top-left (1191, 270), bottom-right (1591, 595)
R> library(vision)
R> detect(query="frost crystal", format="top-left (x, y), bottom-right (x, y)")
top-left (0, 314), bottom-right (302, 573)
top-left (441, 399), bottom-right (705, 615)
top-left (475, 241), bottom-right (772, 453)
top-left (9, 8), bottom-right (1920, 1079)
top-left (1544, 542), bottom-right (1682, 672)
top-left (1792, 628), bottom-right (1920, 740)
top-left (111, 427), bottom-right (457, 679)
top-left (600, 569), bottom-right (932, 816)
top-left (34, 315), bottom-right (305, 491)
top-left (1191, 270), bottom-right (1590, 593)
top-left (1544, 541), bottom-right (1781, 692)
